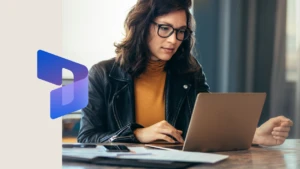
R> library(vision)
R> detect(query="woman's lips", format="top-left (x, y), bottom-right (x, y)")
top-left (162, 47), bottom-right (174, 53)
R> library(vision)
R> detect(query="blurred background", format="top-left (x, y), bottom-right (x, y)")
top-left (62, 0), bottom-right (300, 143)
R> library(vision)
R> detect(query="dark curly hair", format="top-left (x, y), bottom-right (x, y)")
top-left (115, 0), bottom-right (199, 77)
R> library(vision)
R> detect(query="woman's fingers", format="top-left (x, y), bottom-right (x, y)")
top-left (273, 135), bottom-right (286, 141)
top-left (272, 131), bottom-right (289, 138)
top-left (156, 120), bottom-right (184, 143)
top-left (273, 126), bottom-right (290, 132)
top-left (280, 120), bottom-right (293, 127)
top-left (152, 120), bottom-right (184, 143)
top-left (160, 128), bottom-right (184, 143)
top-left (272, 135), bottom-right (285, 145)
top-left (156, 133), bottom-right (176, 143)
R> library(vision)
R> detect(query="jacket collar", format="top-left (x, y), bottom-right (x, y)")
top-left (109, 61), bottom-right (132, 82)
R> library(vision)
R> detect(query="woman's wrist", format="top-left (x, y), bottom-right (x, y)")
top-left (133, 128), bottom-right (141, 136)
top-left (252, 128), bottom-right (260, 145)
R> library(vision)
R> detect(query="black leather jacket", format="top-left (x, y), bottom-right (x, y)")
top-left (77, 58), bottom-right (209, 143)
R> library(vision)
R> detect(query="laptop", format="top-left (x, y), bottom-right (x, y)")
top-left (146, 93), bottom-right (266, 152)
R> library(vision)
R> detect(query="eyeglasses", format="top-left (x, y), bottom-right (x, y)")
top-left (152, 21), bottom-right (191, 41)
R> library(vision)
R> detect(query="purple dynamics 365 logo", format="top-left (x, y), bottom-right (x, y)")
top-left (37, 50), bottom-right (88, 119)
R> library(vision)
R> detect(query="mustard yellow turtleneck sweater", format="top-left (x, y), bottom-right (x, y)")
top-left (134, 59), bottom-right (167, 127)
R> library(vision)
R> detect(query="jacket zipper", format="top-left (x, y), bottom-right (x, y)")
top-left (109, 135), bottom-right (132, 142)
top-left (112, 93), bottom-right (122, 128)
top-left (109, 135), bottom-right (117, 142)
top-left (108, 124), bottom-right (131, 142)
top-left (112, 84), bottom-right (129, 129)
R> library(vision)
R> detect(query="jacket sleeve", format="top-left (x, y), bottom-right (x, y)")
top-left (77, 65), bottom-right (143, 143)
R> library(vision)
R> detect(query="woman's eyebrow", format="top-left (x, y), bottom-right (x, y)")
top-left (158, 21), bottom-right (187, 29)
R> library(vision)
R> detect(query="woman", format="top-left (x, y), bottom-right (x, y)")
top-left (77, 0), bottom-right (292, 146)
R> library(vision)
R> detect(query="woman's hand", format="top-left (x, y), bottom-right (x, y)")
top-left (134, 120), bottom-right (184, 143)
top-left (253, 116), bottom-right (293, 146)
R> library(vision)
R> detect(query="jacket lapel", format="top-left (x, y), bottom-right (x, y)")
top-left (109, 62), bottom-right (135, 128)
top-left (165, 71), bottom-right (191, 126)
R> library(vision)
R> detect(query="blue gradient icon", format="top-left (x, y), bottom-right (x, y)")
top-left (37, 50), bottom-right (88, 119)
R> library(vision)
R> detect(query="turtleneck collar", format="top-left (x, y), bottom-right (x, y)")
top-left (144, 59), bottom-right (167, 75)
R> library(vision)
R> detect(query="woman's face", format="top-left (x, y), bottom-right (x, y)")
top-left (147, 10), bottom-right (187, 61)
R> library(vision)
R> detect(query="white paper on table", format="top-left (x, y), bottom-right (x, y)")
top-left (119, 149), bottom-right (229, 164)
top-left (62, 147), bottom-right (228, 163)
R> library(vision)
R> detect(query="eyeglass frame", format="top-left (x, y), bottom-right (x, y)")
top-left (151, 21), bottom-right (192, 41)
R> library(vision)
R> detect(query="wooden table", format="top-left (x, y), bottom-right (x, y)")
top-left (63, 139), bottom-right (300, 169)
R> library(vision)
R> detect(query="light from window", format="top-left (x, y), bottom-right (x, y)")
top-left (62, 0), bottom-right (138, 79)
top-left (286, 0), bottom-right (300, 82)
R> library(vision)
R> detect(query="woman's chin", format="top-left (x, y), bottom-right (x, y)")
top-left (156, 54), bottom-right (173, 61)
